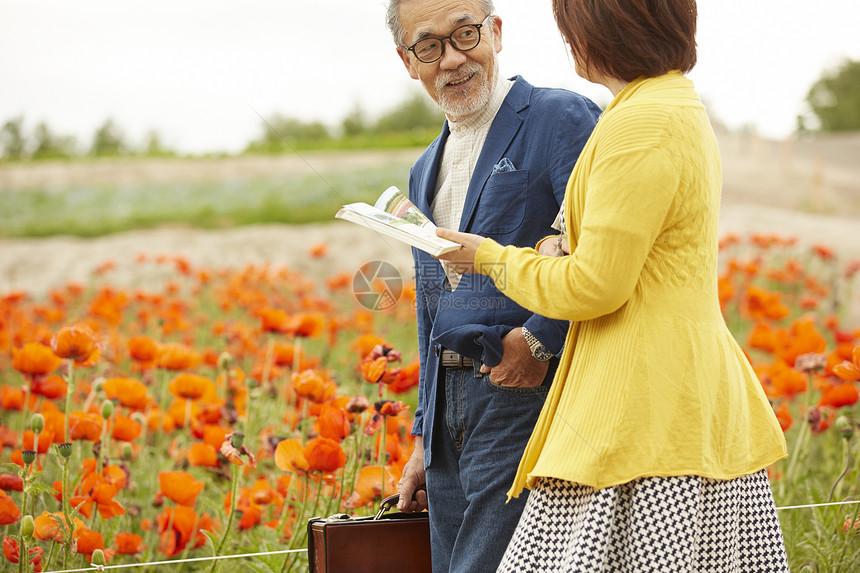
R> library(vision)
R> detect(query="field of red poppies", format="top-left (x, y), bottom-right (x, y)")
top-left (2, 234), bottom-right (860, 571)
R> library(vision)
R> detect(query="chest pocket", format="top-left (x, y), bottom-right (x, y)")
top-left (475, 169), bottom-right (529, 235)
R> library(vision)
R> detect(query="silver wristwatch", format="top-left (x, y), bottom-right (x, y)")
top-left (521, 327), bottom-right (553, 361)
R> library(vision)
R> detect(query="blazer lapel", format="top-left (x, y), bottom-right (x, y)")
top-left (459, 78), bottom-right (530, 232)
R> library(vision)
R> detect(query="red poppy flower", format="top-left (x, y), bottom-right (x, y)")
top-left (114, 532), bottom-right (146, 555)
top-left (0, 474), bottom-right (23, 492)
top-left (30, 374), bottom-right (67, 400)
top-left (11, 343), bottom-right (62, 376)
top-left (3, 536), bottom-right (43, 571)
top-left (344, 466), bottom-right (396, 509)
top-left (75, 526), bottom-right (104, 556)
top-left (819, 383), bottom-right (860, 409)
top-left (0, 491), bottom-right (20, 525)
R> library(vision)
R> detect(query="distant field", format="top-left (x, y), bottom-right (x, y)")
top-left (0, 150), bottom-right (420, 237)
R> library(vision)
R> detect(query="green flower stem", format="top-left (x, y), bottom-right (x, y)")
top-left (379, 429), bottom-right (388, 502)
top-left (828, 437), bottom-right (854, 502)
top-left (64, 362), bottom-right (75, 443)
top-left (17, 535), bottom-right (27, 573)
top-left (210, 461), bottom-right (241, 573)
top-left (782, 373), bottom-right (816, 496)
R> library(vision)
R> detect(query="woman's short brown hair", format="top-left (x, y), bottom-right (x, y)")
top-left (553, 0), bottom-right (697, 82)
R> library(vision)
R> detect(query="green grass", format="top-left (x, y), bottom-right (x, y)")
top-left (0, 160), bottom-right (415, 238)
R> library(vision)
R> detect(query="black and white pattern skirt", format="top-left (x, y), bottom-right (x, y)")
top-left (497, 470), bottom-right (789, 572)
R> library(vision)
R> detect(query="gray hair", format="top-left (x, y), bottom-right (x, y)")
top-left (386, 0), bottom-right (496, 46)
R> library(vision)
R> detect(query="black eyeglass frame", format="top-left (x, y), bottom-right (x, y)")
top-left (406, 14), bottom-right (492, 64)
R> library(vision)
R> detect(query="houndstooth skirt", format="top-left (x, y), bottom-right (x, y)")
top-left (496, 470), bottom-right (789, 573)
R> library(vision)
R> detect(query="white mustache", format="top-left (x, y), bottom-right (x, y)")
top-left (436, 64), bottom-right (483, 91)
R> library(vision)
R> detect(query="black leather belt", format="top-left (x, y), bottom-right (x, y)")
top-left (440, 349), bottom-right (474, 368)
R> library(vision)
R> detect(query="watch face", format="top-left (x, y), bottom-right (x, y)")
top-left (532, 346), bottom-right (553, 361)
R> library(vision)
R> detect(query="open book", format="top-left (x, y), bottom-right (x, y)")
top-left (335, 186), bottom-right (461, 257)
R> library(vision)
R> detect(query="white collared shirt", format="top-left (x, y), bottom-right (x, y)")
top-left (432, 75), bottom-right (514, 288)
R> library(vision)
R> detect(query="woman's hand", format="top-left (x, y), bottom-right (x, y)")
top-left (434, 228), bottom-right (486, 274)
top-left (538, 236), bottom-right (570, 257)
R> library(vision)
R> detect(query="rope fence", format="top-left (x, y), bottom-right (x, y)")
top-left (41, 499), bottom-right (860, 572)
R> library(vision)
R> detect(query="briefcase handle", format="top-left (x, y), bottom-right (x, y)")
top-left (373, 494), bottom-right (401, 520)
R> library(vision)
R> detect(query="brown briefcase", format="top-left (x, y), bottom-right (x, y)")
top-left (307, 493), bottom-right (431, 573)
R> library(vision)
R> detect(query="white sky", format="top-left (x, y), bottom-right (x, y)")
top-left (1, 0), bottom-right (858, 154)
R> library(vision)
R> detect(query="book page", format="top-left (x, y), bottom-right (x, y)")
top-left (374, 186), bottom-right (436, 231)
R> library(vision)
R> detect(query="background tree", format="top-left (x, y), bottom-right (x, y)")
top-left (90, 118), bottom-right (127, 156)
top-left (0, 116), bottom-right (26, 160)
top-left (32, 121), bottom-right (77, 159)
top-left (373, 92), bottom-right (444, 133)
top-left (801, 58), bottom-right (860, 132)
top-left (341, 103), bottom-right (368, 138)
top-left (246, 114), bottom-right (331, 152)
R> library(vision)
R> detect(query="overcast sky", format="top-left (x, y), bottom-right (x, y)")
top-left (2, 0), bottom-right (858, 154)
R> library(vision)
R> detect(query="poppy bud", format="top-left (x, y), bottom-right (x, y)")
top-left (122, 442), bottom-right (133, 460)
top-left (22, 450), bottom-right (36, 465)
top-left (231, 432), bottom-right (245, 449)
top-left (835, 416), bottom-right (854, 439)
top-left (30, 413), bottom-right (45, 435)
top-left (92, 549), bottom-right (106, 566)
top-left (57, 442), bottom-right (73, 458)
top-left (101, 399), bottom-right (114, 419)
top-left (20, 515), bottom-right (35, 539)
top-left (246, 377), bottom-right (259, 389)
top-left (92, 377), bottom-right (105, 393)
top-left (218, 352), bottom-right (233, 371)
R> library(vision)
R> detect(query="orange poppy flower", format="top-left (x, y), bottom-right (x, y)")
top-left (0, 491), bottom-right (20, 525)
top-left (114, 532), bottom-right (146, 555)
top-left (0, 426), bottom-right (16, 449)
top-left (75, 526), bottom-right (104, 556)
top-left (69, 410), bottom-right (104, 441)
top-left (773, 403), bottom-right (793, 432)
top-left (30, 374), bottom-right (67, 400)
top-left (832, 345), bottom-right (860, 382)
top-left (819, 383), bottom-right (860, 409)
top-left (360, 356), bottom-right (388, 384)
top-left (156, 343), bottom-right (200, 371)
top-left (158, 471), bottom-right (205, 506)
top-left (352, 334), bottom-right (386, 358)
top-left (103, 377), bottom-right (150, 410)
top-left (315, 404), bottom-right (350, 442)
top-left (768, 360), bottom-right (806, 398)
top-left (304, 437), bottom-right (347, 473)
top-left (11, 343), bottom-right (62, 376)
top-left (0, 385), bottom-right (24, 411)
top-left (187, 443), bottom-right (219, 467)
top-left (33, 511), bottom-right (84, 542)
top-left (168, 373), bottom-right (215, 401)
top-left (111, 415), bottom-right (142, 442)
top-left (292, 369), bottom-right (335, 403)
top-left (388, 359), bottom-right (420, 393)
top-left (23, 428), bottom-right (55, 453)
top-left (128, 336), bottom-right (158, 365)
top-left (274, 438), bottom-right (310, 474)
top-left (51, 324), bottom-right (99, 365)
top-left (344, 466), bottom-right (397, 509)
top-left (288, 313), bottom-right (325, 338)
top-left (258, 308), bottom-right (290, 333)
top-left (202, 424), bottom-right (230, 450)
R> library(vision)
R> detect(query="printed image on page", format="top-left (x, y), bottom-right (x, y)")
top-left (374, 186), bottom-right (435, 230)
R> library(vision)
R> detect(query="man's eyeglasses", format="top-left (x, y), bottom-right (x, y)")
top-left (406, 15), bottom-right (492, 64)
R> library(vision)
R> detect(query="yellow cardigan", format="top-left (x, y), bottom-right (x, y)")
top-left (474, 72), bottom-right (787, 497)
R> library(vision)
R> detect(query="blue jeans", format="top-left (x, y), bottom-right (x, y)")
top-left (425, 363), bottom-right (552, 573)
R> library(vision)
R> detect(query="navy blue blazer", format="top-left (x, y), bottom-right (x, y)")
top-left (409, 76), bottom-right (601, 466)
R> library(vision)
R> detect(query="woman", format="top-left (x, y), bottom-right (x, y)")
top-left (436, 0), bottom-right (790, 570)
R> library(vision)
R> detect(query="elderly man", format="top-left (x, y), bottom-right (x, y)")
top-left (386, 1), bottom-right (601, 571)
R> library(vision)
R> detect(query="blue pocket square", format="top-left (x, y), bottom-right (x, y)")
top-left (491, 157), bottom-right (516, 174)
